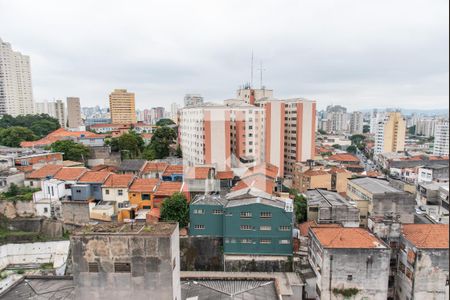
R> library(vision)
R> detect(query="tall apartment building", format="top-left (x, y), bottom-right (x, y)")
top-left (170, 102), bottom-right (180, 122)
top-left (350, 111), bottom-right (364, 134)
top-left (184, 94), bottom-right (204, 107)
top-left (236, 86), bottom-right (274, 105)
top-left (326, 111), bottom-right (347, 133)
top-left (109, 89), bottom-right (136, 124)
top-left (34, 99), bottom-right (66, 127)
top-left (66, 97), bottom-right (82, 129)
top-left (179, 95), bottom-right (316, 178)
top-left (415, 118), bottom-right (436, 137)
top-left (433, 121), bottom-right (449, 156)
top-left (150, 106), bottom-right (165, 124)
top-left (374, 112), bottom-right (406, 155)
top-left (0, 38), bottom-right (34, 116)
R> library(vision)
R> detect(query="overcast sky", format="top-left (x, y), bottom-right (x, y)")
top-left (1, 0), bottom-right (448, 111)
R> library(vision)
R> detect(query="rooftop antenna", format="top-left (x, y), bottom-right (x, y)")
top-left (258, 61), bottom-right (266, 89)
top-left (250, 51), bottom-right (254, 88)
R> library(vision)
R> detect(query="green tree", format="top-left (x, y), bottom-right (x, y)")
top-left (363, 125), bottom-right (370, 133)
top-left (293, 194), bottom-right (307, 223)
top-left (0, 114), bottom-right (60, 138)
top-left (30, 119), bottom-right (60, 137)
top-left (50, 140), bottom-right (90, 162)
top-left (147, 126), bottom-right (177, 159)
top-left (318, 129), bottom-right (327, 135)
top-left (0, 126), bottom-right (36, 147)
top-left (109, 132), bottom-right (145, 158)
top-left (332, 144), bottom-right (341, 149)
top-left (175, 144), bottom-right (182, 158)
top-left (350, 134), bottom-right (366, 145)
top-left (142, 147), bottom-right (157, 160)
top-left (156, 118), bottom-right (176, 126)
top-left (408, 125), bottom-right (416, 135)
top-left (346, 145), bottom-right (357, 154)
top-left (160, 193), bottom-right (189, 228)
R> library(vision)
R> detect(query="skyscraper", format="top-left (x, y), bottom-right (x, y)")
top-left (0, 38), bottom-right (34, 116)
top-left (66, 97), bottom-right (82, 129)
top-left (350, 111), bottom-right (364, 134)
top-left (433, 121), bottom-right (449, 156)
top-left (374, 112), bottom-right (406, 155)
top-left (109, 89), bottom-right (136, 124)
top-left (34, 99), bottom-right (66, 127)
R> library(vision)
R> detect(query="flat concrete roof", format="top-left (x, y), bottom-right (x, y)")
top-left (306, 189), bottom-right (355, 207)
top-left (350, 177), bottom-right (401, 194)
top-left (72, 222), bottom-right (177, 236)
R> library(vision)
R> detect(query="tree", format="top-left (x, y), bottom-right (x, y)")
top-left (156, 118), bottom-right (176, 126)
top-left (332, 144), bottom-right (341, 149)
top-left (142, 147), bottom-right (157, 160)
top-left (0, 114), bottom-right (60, 138)
top-left (346, 145), bottom-right (357, 154)
top-left (160, 193), bottom-right (189, 228)
top-left (350, 134), bottom-right (366, 145)
top-left (147, 126), bottom-right (177, 159)
top-left (294, 194), bottom-right (307, 223)
top-left (175, 144), bottom-right (182, 158)
top-left (318, 129), bottom-right (327, 135)
top-left (30, 119), bottom-right (60, 137)
top-left (0, 126), bottom-right (36, 147)
top-left (51, 140), bottom-right (90, 162)
top-left (408, 125), bottom-right (416, 135)
top-left (363, 125), bottom-right (370, 133)
top-left (109, 132), bottom-right (145, 158)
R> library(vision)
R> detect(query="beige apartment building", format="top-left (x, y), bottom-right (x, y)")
top-left (109, 89), bottom-right (137, 124)
top-left (66, 97), bottom-right (82, 128)
top-left (375, 112), bottom-right (406, 155)
top-left (292, 162), bottom-right (352, 193)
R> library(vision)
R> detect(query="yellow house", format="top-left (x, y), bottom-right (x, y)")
top-left (128, 178), bottom-right (160, 210)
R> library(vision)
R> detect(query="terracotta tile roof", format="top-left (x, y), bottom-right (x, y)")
top-left (303, 169), bottom-right (329, 177)
top-left (329, 167), bottom-right (350, 174)
top-left (26, 164), bottom-right (64, 179)
top-left (310, 227), bottom-right (386, 249)
top-left (162, 165), bottom-right (184, 176)
top-left (90, 123), bottom-right (129, 129)
top-left (78, 171), bottom-right (111, 183)
top-left (216, 170), bottom-right (234, 180)
top-left (328, 153), bottom-right (360, 163)
top-left (17, 165), bottom-right (33, 173)
top-left (129, 178), bottom-right (160, 193)
top-left (102, 174), bottom-right (135, 188)
top-left (154, 181), bottom-right (183, 197)
top-left (54, 167), bottom-right (88, 181)
top-left (402, 224), bottom-right (449, 249)
top-left (90, 165), bottom-right (118, 172)
top-left (143, 162), bottom-right (168, 173)
top-left (428, 155), bottom-right (449, 161)
top-left (243, 163), bottom-right (279, 178)
top-left (185, 166), bottom-right (212, 179)
top-left (231, 174), bottom-right (275, 194)
top-left (20, 128), bottom-right (102, 148)
top-left (299, 221), bottom-right (342, 237)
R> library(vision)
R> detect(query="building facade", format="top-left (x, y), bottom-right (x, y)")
top-left (349, 111), bottom-right (364, 134)
top-left (434, 121), bottom-right (449, 156)
top-left (375, 112), bottom-right (406, 155)
top-left (0, 38), bottom-right (34, 117)
top-left (67, 97), bottom-right (82, 128)
top-left (109, 89), bottom-right (137, 124)
top-left (184, 94), bottom-right (204, 107)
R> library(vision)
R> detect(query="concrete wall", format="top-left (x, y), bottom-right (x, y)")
top-left (224, 255), bottom-right (293, 272)
top-left (62, 201), bottom-right (90, 225)
top-left (0, 240), bottom-right (70, 275)
top-left (372, 193), bottom-right (415, 224)
top-left (180, 236), bottom-right (223, 271)
top-left (0, 200), bottom-right (35, 218)
top-left (71, 228), bottom-right (180, 300)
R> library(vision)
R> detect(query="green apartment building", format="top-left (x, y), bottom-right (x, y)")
top-left (189, 188), bottom-right (294, 256)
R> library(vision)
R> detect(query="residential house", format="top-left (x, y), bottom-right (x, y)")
top-left (346, 177), bottom-right (415, 226)
top-left (101, 174), bottom-right (135, 212)
top-left (71, 171), bottom-right (111, 201)
top-left (142, 162), bottom-right (168, 179)
top-left (308, 227), bottom-right (390, 300)
top-left (292, 163), bottom-right (351, 193)
top-left (305, 189), bottom-right (360, 227)
top-left (153, 181), bottom-right (186, 208)
top-left (216, 170), bottom-right (235, 189)
top-left (0, 169), bottom-right (25, 192)
top-left (128, 178), bottom-right (160, 210)
top-left (162, 165), bottom-right (184, 181)
top-left (52, 167), bottom-right (88, 199)
top-left (395, 224), bottom-right (449, 300)
top-left (24, 164), bottom-right (63, 188)
top-left (183, 166), bottom-right (218, 197)
top-left (417, 164), bottom-right (449, 184)
top-left (117, 159), bottom-right (147, 176)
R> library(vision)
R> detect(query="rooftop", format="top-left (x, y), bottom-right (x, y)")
top-left (77, 171), bottom-right (111, 183)
top-left (25, 164), bottom-right (63, 179)
top-left (328, 153), bottom-right (360, 162)
top-left (117, 159), bottom-right (147, 172)
top-left (73, 222), bottom-right (177, 236)
top-left (184, 166), bottom-right (213, 180)
top-left (231, 173), bottom-right (275, 194)
top-left (20, 128), bottom-right (102, 148)
top-left (402, 224), bottom-right (449, 249)
top-left (310, 227), bottom-right (386, 249)
top-left (102, 173), bottom-right (135, 188)
top-left (216, 170), bottom-right (235, 179)
top-left (53, 167), bottom-right (88, 181)
top-left (306, 189), bottom-right (356, 208)
top-left (154, 181), bottom-right (183, 196)
top-left (349, 177), bottom-right (402, 194)
top-left (143, 162), bottom-right (168, 173)
top-left (129, 178), bottom-right (160, 193)
top-left (163, 165), bottom-right (184, 176)
top-left (191, 193), bottom-right (228, 206)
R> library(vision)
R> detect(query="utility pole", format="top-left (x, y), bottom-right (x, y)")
top-left (258, 61), bottom-right (266, 89)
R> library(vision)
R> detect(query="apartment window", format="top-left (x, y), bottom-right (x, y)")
top-left (142, 194), bottom-right (150, 200)
top-left (88, 262), bottom-right (99, 273)
top-left (114, 262), bottom-right (131, 273)
top-left (194, 209), bottom-right (205, 214)
top-left (194, 225), bottom-right (205, 230)
top-left (44, 207), bottom-right (48, 213)
top-left (260, 226), bottom-right (272, 231)
top-left (347, 275), bottom-right (353, 281)
top-left (212, 210), bottom-right (223, 215)
top-left (260, 239), bottom-right (272, 244)
top-left (241, 239), bottom-right (252, 244)
top-left (30, 181), bottom-right (34, 186)
top-left (118, 189), bottom-right (123, 196)
top-left (279, 239), bottom-right (290, 245)
top-left (279, 226), bottom-right (291, 231)
top-left (240, 225), bottom-right (253, 231)
top-left (260, 212), bottom-right (272, 218)
top-left (105, 189), bottom-right (110, 195)
top-left (240, 212), bottom-right (252, 218)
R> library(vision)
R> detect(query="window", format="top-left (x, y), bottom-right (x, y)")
top-left (212, 210), bottom-right (223, 215)
top-left (118, 189), bottom-right (123, 196)
top-left (279, 239), bottom-right (290, 245)
top-left (260, 226), bottom-right (272, 231)
top-left (114, 262), bottom-right (131, 273)
top-left (260, 212), bottom-right (272, 218)
top-left (194, 209), bottom-right (205, 214)
top-left (240, 225), bottom-right (253, 231)
top-left (260, 239), bottom-right (272, 244)
top-left (241, 239), bottom-right (252, 244)
top-left (30, 181), bottom-right (33, 186)
top-left (105, 189), bottom-right (110, 195)
top-left (142, 194), bottom-right (151, 200)
top-left (88, 262), bottom-right (99, 272)
top-left (279, 226), bottom-right (291, 231)
top-left (44, 207), bottom-right (48, 213)
top-left (347, 275), bottom-right (353, 281)
top-left (194, 225), bottom-right (205, 230)
top-left (240, 212), bottom-right (252, 218)
top-left (76, 189), bottom-right (82, 193)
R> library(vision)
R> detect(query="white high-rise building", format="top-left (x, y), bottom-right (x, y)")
top-left (433, 121), bottom-right (449, 156)
top-left (170, 102), bottom-right (180, 122)
top-left (350, 111), bottom-right (364, 134)
top-left (415, 118), bottom-right (436, 137)
top-left (184, 94), bottom-right (204, 107)
top-left (0, 38), bottom-right (34, 116)
top-left (34, 100), bottom-right (66, 127)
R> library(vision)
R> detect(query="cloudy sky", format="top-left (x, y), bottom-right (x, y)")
top-left (1, 0), bottom-right (448, 111)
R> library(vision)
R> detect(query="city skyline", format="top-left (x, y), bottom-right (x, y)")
top-left (1, 0), bottom-right (448, 111)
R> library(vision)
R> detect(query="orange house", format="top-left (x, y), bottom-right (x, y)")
top-left (153, 181), bottom-right (189, 208)
top-left (128, 178), bottom-right (160, 210)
